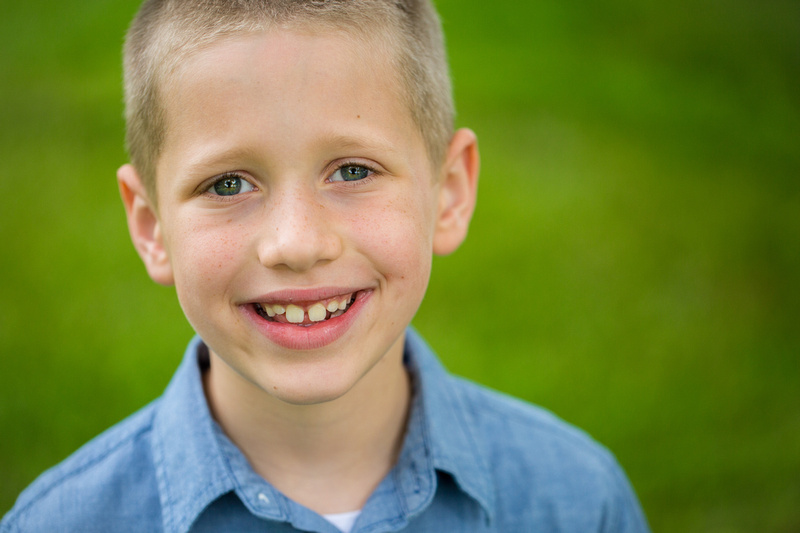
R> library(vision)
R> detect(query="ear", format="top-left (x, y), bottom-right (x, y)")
top-left (433, 128), bottom-right (480, 255)
top-left (117, 164), bottom-right (174, 286)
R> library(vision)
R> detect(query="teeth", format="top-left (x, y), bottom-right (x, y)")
top-left (308, 303), bottom-right (327, 322)
top-left (259, 293), bottom-right (356, 323)
top-left (285, 304), bottom-right (304, 324)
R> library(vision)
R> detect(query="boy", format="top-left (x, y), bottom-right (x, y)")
top-left (2, 0), bottom-right (649, 531)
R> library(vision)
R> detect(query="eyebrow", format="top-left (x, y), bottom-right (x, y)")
top-left (316, 132), bottom-right (403, 158)
top-left (179, 132), bottom-right (405, 178)
top-left (179, 146), bottom-right (258, 179)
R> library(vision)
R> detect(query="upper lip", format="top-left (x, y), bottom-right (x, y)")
top-left (245, 286), bottom-right (370, 305)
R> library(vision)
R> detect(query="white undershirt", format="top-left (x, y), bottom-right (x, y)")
top-left (322, 510), bottom-right (361, 533)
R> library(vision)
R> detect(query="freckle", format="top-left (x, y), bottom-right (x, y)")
top-left (357, 115), bottom-right (361, 119)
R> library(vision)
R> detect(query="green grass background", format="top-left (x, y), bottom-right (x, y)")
top-left (1, 0), bottom-right (798, 530)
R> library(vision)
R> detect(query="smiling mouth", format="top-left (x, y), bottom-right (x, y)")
top-left (253, 292), bottom-right (359, 327)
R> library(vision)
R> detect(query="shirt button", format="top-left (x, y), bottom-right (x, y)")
top-left (258, 493), bottom-right (270, 504)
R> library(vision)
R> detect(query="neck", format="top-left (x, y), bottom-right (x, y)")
top-left (203, 341), bottom-right (411, 515)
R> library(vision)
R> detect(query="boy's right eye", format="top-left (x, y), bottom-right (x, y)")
top-left (207, 174), bottom-right (256, 196)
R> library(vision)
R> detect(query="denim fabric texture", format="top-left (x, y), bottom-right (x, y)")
top-left (2, 330), bottom-right (650, 532)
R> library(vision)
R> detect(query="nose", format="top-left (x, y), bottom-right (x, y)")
top-left (257, 185), bottom-right (343, 272)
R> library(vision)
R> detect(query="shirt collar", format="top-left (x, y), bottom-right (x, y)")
top-left (403, 328), bottom-right (496, 522)
top-left (150, 337), bottom-right (238, 533)
top-left (150, 331), bottom-right (495, 532)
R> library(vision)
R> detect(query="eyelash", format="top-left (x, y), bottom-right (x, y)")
top-left (328, 161), bottom-right (379, 186)
top-left (202, 172), bottom-right (256, 200)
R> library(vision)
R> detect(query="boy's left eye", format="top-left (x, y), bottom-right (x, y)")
top-left (329, 164), bottom-right (372, 182)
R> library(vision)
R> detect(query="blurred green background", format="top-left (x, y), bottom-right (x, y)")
top-left (1, 0), bottom-right (798, 530)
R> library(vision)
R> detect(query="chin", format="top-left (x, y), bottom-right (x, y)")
top-left (268, 380), bottom-right (356, 406)
top-left (253, 360), bottom-right (364, 406)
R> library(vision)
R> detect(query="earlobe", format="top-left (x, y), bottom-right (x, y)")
top-left (117, 164), bottom-right (174, 286)
top-left (432, 128), bottom-right (480, 256)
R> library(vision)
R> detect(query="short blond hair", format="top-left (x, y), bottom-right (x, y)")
top-left (123, 0), bottom-right (454, 199)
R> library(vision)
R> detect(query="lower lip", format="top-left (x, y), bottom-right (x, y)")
top-left (241, 291), bottom-right (372, 350)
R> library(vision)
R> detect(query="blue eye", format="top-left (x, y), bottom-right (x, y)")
top-left (210, 174), bottom-right (255, 196)
top-left (331, 165), bottom-right (372, 182)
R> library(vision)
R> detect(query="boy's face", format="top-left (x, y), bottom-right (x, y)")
top-left (119, 29), bottom-right (478, 405)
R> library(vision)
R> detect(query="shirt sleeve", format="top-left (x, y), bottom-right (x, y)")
top-left (602, 462), bottom-right (651, 533)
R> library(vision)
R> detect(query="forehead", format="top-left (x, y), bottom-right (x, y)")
top-left (156, 29), bottom-right (425, 179)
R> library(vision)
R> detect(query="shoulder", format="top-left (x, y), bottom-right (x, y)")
top-left (445, 375), bottom-right (649, 531)
top-left (1, 402), bottom-right (163, 533)
top-left (450, 374), bottom-right (614, 469)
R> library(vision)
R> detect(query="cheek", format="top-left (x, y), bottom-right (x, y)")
top-left (166, 216), bottom-right (251, 307)
top-left (346, 191), bottom-right (435, 284)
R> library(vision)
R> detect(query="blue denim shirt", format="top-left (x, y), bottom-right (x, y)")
top-left (2, 330), bottom-right (649, 532)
